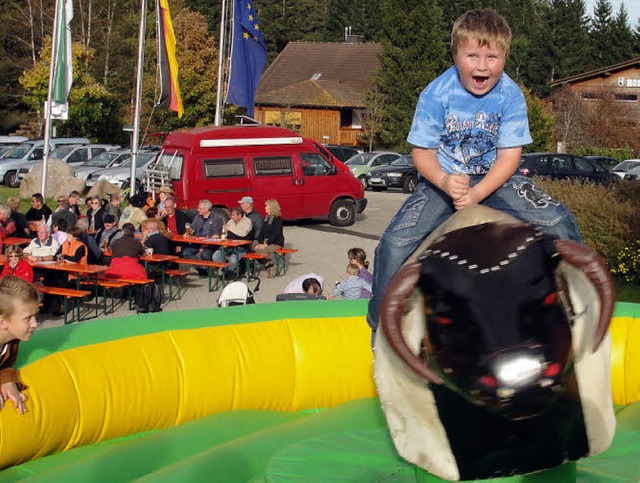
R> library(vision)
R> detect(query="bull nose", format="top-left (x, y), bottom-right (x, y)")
top-left (494, 354), bottom-right (543, 387)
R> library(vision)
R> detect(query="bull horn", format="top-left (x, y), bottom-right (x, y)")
top-left (554, 240), bottom-right (616, 352)
top-left (380, 262), bottom-right (443, 384)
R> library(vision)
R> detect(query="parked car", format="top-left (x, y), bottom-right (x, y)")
top-left (89, 150), bottom-right (159, 190)
top-left (17, 143), bottom-right (120, 182)
top-left (611, 159), bottom-right (640, 179)
top-left (366, 154), bottom-right (418, 193)
top-left (0, 137), bottom-right (89, 187)
top-left (74, 149), bottom-right (134, 183)
top-left (345, 151), bottom-right (402, 189)
top-left (518, 153), bottom-right (619, 186)
top-left (322, 145), bottom-right (360, 163)
top-left (585, 156), bottom-right (619, 171)
top-left (622, 165), bottom-right (640, 181)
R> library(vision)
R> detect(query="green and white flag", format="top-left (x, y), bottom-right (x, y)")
top-left (50, 0), bottom-right (73, 120)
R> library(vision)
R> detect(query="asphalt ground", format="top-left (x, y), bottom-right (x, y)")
top-left (38, 190), bottom-right (408, 330)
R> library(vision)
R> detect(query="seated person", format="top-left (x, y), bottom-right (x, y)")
top-left (95, 214), bottom-right (122, 251)
top-left (4, 199), bottom-right (30, 239)
top-left (51, 200), bottom-right (78, 231)
top-left (25, 193), bottom-right (52, 236)
top-left (59, 227), bottom-right (88, 264)
top-left (212, 207), bottom-right (252, 278)
top-left (104, 223), bottom-right (147, 280)
top-left (283, 272), bottom-right (324, 294)
top-left (119, 195), bottom-right (148, 231)
top-left (142, 219), bottom-right (171, 255)
top-left (276, 278), bottom-right (326, 301)
top-left (327, 263), bottom-right (372, 300)
top-left (105, 193), bottom-right (122, 224)
top-left (76, 218), bottom-right (103, 265)
top-left (1, 246), bottom-right (33, 283)
top-left (51, 218), bottom-right (68, 246)
top-left (182, 200), bottom-right (223, 275)
top-left (160, 197), bottom-right (189, 236)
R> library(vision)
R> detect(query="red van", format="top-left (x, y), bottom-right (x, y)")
top-left (146, 125), bottom-right (367, 226)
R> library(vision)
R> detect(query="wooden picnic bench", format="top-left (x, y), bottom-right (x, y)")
top-left (175, 258), bottom-right (230, 292)
top-left (37, 286), bottom-right (92, 325)
top-left (273, 248), bottom-right (298, 276)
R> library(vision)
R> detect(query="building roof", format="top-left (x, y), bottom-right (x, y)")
top-left (548, 56), bottom-right (640, 86)
top-left (256, 42), bottom-right (383, 108)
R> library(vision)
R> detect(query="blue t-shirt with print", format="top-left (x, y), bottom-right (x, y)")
top-left (407, 65), bottom-right (532, 175)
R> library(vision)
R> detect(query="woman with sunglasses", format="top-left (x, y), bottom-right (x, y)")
top-left (1, 246), bottom-right (33, 283)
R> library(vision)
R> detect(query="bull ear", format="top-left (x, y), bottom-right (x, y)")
top-left (554, 240), bottom-right (616, 352)
top-left (380, 262), bottom-right (443, 384)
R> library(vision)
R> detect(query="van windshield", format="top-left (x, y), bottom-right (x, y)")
top-left (154, 151), bottom-right (183, 179)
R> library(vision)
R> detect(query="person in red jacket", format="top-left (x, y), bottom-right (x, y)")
top-left (1, 246), bottom-right (33, 283)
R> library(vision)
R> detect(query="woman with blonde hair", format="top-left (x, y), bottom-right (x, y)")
top-left (254, 199), bottom-right (284, 278)
top-left (1, 246), bottom-right (33, 283)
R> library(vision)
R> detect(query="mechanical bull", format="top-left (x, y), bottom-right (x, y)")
top-left (374, 206), bottom-right (616, 481)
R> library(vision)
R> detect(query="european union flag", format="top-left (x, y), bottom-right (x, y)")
top-left (226, 0), bottom-right (267, 118)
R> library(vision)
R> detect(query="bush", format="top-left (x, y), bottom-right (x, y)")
top-left (533, 178), bottom-right (640, 278)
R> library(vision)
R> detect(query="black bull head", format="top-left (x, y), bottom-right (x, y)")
top-left (381, 221), bottom-right (616, 419)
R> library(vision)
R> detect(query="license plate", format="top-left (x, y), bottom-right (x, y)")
top-left (370, 177), bottom-right (382, 183)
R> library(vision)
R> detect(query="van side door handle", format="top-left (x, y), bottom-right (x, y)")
top-left (293, 178), bottom-right (304, 186)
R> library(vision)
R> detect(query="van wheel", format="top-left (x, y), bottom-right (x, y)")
top-left (4, 171), bottom-right (19, 188)
top-left (329, 200), bottom-right (356, 227)
top-left (212, 207), bottom-right (230, 223)
top-left (403, 176), bottom-right (417, 193)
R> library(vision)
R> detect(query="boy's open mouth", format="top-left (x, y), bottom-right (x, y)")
top-left (472, 76), bottom-right (489, 88)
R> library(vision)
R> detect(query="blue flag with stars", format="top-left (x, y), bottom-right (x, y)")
top-left (226, 0), bottom-right (267, 117)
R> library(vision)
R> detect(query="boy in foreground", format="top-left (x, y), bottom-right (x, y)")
top-left (367, 9), bottom-right (581, 341)
top-left (0, 276), bottom-right (39, 414)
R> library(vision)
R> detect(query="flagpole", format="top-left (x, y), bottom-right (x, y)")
top-left (131, 0), bottom-right (147, 196)
top-left (214, 0), bottom-right (228, 126)
top-left (41, 0), bottom-right (62, 197)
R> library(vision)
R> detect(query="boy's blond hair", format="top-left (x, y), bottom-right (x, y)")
top-left (0, 276), bottom-right (39, 318)
top-left (451, 9), bottom-right (511, 57)
top-left (347, 263), bottom-right (360, 276)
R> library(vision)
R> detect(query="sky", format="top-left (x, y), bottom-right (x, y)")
top-left (584, 0), bottom-right (640, 28)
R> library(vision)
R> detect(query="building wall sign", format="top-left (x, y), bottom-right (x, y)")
top-left (618, 77), bottom-right (640, 87)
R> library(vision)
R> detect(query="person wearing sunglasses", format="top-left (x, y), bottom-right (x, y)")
top-left (85, 196), bottom-right (105, 232)
top-left (1, 246), bottom-right (33, 283)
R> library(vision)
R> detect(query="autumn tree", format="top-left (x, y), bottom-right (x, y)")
top-left (359, 86), bottom-right (385, 151)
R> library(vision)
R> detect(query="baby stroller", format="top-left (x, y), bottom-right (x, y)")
top-left (217, 279), bottom-right (259, 307)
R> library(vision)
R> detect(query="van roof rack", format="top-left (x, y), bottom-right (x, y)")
top-left (200, 137), bottom-right (303, 148)
top-left (234, 115), bottom-right (261, 125)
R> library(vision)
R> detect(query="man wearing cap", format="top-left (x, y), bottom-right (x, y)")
top-left (157, 185), bottom-right (174, 215)
top-left (95, 214), bottom-right (122, 251)
top-left (239, 196), bottom-right (263, 243)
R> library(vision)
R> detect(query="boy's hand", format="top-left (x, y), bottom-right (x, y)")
top-left (1, 382), bottom-right (28, 414)
top-left (453, 186), bottom-right (482, 210)
top-left (442, 173), bottom-right (469, 200)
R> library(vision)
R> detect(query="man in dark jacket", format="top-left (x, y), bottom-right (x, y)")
top-left (160, 197), bottom-right (189, 236)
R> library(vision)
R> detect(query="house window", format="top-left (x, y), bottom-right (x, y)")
top-left (264, 111), bottom-right (301, 131)
top-left (253, 156), bottom-right (293, 176)
top-left (203, 158), bottom-right (245, 178)
top-left (614, 93), bottom-right (638, 102)
top-left (580, 91), bottom-right (599, 100)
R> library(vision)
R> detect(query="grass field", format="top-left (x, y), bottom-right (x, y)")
top-left (1, 185), bottom-right (639, 302)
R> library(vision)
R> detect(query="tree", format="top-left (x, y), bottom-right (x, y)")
top-left (552, 86), bottom-right (588, 151)
top-left (373, 0), bottom-right (448, 150)
top-left (521, 85), bottom-right (553, 152)
top-left (589, 0), bottom-right (617, 69)
top-left (359, 86), bottom-right (386, 151)
top-left (20, 40), bottom-right (122, 141)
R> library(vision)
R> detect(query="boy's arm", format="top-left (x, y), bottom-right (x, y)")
top-left (454, 146), bottom-right (522, 209)
top-left (413, 148), bottom-right (469, 200)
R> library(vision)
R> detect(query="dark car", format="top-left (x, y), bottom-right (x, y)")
top-left (585, 156), bottom-right (619, 170)
top-left (366, 154), bottom-right (418, 193)
top-left (322, 145), bottom-right (360, 163)
top-left (518, 153), bottom-right (619, 186)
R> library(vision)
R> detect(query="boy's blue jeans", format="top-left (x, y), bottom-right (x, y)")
top-left (366, 175), bottom-right (583, 339)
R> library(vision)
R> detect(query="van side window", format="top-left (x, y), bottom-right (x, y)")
top-left (203, 158), bottom-right (245, 178)
top-left (253, 156), bottom-right (293, 176)
top-left (300, 153), bottom-right (332, 176)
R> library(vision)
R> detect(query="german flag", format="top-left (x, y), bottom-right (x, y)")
top-left (156, 0), bottom-right (183, 118)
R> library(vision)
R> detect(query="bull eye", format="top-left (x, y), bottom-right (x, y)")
top-left (544, 362), bottom-right (561, 377)
top-left (480, 374), bottom-right (498, 388)
top-left (435, 316), bottom-right (453, 326)
top-left (542, 292), bottom-right (558, 305)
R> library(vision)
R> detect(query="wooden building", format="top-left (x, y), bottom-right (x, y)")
top-left (254, 41), bottom-right (383, 147)
top-left (548, 56), bottom-right (640, 122)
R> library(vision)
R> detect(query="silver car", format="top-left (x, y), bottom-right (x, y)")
top-left (74, 149), bottom-right (133, 183)
top-left (86, 150), bottom-right (158, 190)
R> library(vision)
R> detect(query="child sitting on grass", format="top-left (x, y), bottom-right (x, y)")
top-left (0, 276), bottom-right (39, 414)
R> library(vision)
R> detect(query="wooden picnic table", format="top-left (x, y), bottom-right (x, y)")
top-left (4, 237), bottom-right (31, 246)
top-left (170, 235), bottom-right (252, 261)
top-left (140, 253), bottom-right (179, 286)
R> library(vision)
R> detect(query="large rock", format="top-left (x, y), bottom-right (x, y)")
top-left (87, 179), bottom-right (123, 200)
top-left (20, 159), bottom-right (85, 199)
